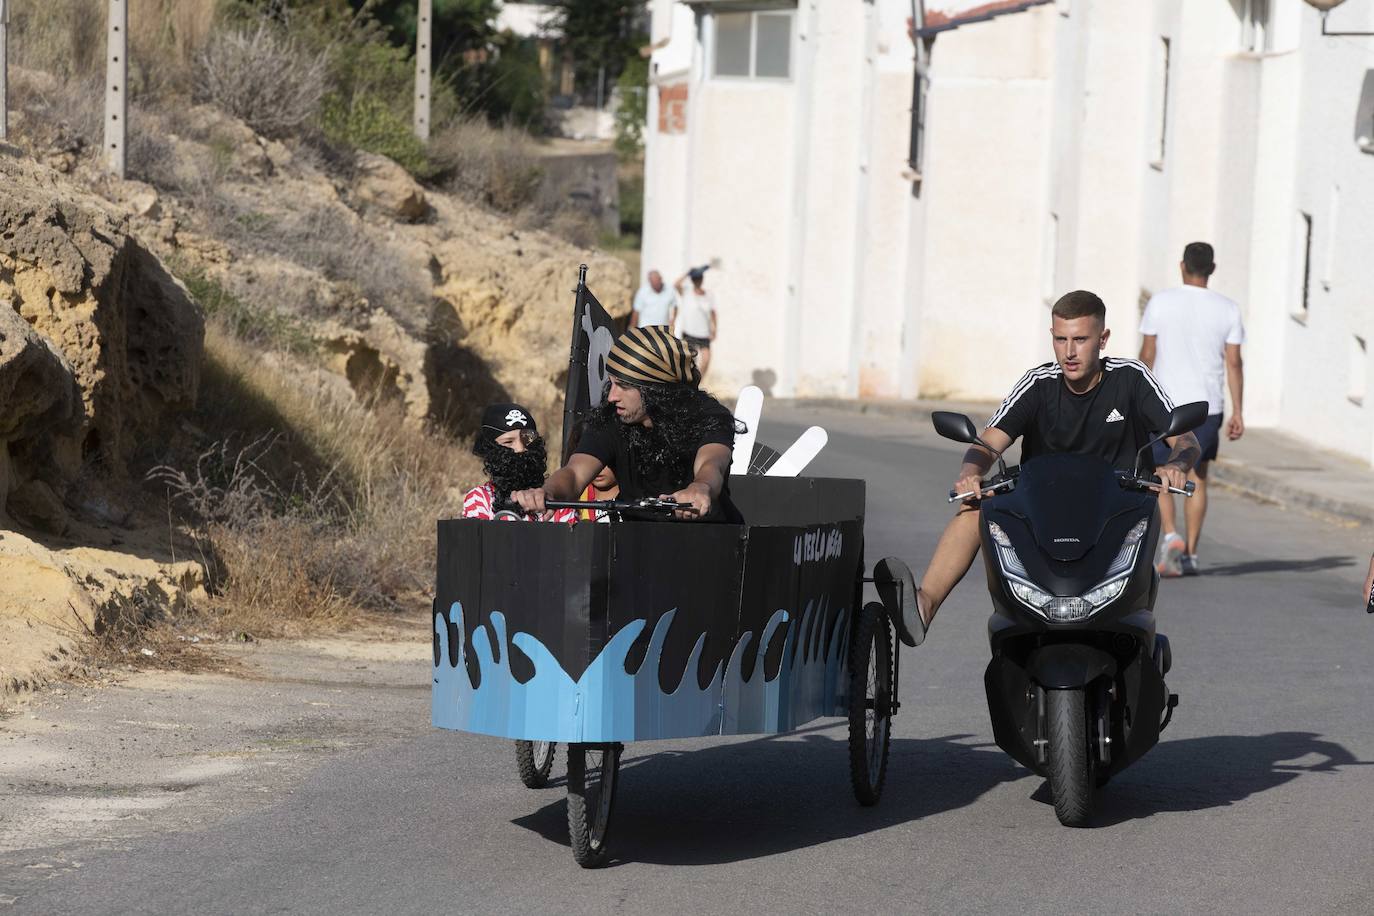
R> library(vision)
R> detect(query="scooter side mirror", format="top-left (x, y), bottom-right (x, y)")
top-left (932, 411), bottom-right (979, 444)
top-left (1132, 400), bottom-right (1211, 476)
top-left (1165, 401), bottom-right (1209, 437)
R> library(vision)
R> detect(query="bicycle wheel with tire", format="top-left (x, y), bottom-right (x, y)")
top-left (848, 601), bottom-right (893, 806)
top-left (566, 742), bottom-right (622, 868)
top-left (514, 740), bottom-right (556, 789)
top-left (1046, 687), bottom-right (1095, 827)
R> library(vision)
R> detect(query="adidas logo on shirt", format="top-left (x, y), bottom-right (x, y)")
top-left (1105, 409), bottom-right (1125, 423)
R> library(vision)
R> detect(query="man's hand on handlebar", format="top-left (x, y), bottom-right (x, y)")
top-left (953, 472), bottom-right (993, 505)
top-left (1153, 463), bottom-right (1189, 494)
top-left (667, 482), bottom-right (710, 520)
top-left (510, 486), bottom-right (550, 519)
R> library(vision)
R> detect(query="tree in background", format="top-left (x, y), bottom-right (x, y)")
top-left (549, 0), bottom-right (643, 105)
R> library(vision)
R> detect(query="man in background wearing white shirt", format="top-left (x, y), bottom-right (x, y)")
top-left (632, 270), bottom-right (677, 328)
top-left (1139, 242), bottom-right (1246, 577)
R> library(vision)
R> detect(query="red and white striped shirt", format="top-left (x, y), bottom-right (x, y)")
top-left (461, 483), bottom-right (578, 524)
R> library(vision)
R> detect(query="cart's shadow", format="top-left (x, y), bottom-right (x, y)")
top-left (511, 729), bottom-right (1373, 862)
top-left (510, 727), bottom-right (1024, 866)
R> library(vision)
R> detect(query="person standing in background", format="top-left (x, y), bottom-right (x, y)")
top-left (632, 270), bottom-right (677, 329)
top-left (1139, 242), bottom-right (1246, 578)
top-left (673, 265), bottom-right (717, 379)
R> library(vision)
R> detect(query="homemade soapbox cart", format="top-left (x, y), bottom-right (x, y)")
top-left (432, 475), bottom-right (911, 867)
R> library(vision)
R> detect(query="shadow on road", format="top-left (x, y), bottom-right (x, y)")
top-left (510, 728), bottom-right (1024, 866)
top-left (1199, 555), bottom-right (1357, 577)
top-left (1047, 731), bottom-right (1373, 827)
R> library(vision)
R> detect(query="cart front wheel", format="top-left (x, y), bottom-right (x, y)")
top-left (566, 742), bottom-right (622, 868)
top-left (514, 740), bottom-right (556, 788)
top-left (848, 601), bottom-right (893, 806)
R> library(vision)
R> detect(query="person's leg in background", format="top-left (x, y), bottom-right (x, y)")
top-left (1154, 438), bottom-right (1185, 577)
top-left (1179, 414), bottom-right (1222, 575)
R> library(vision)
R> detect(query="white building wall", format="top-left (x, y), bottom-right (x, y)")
top-left (641, 0), bottom-right (1374, 464)
top-left (916, 7), bottom-right (1057, 401)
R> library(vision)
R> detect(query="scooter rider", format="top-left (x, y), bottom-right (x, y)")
top-left (902, 290), bottom-right (1201, 646)
top-left (510, 326), bottom-right (742, 522)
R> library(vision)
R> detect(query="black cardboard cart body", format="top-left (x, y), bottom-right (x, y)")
top-left (432, 476), bottom-right (865, 743)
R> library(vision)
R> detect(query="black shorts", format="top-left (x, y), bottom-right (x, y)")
top-left (1154, 412), bottom-right (1222, 466)
top-left (683, 334), bottom-right (711, 351)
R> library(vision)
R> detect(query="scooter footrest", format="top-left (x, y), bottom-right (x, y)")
top-left (1159, 692), bottom-right (1179, 732)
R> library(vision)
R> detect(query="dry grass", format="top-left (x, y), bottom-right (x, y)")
top-left (194, 23), bottom-right (331, 138)
top-left (8, 0), bottom-right (216, 96)
top-left (149, 322), bottom-right (480, 638)
top-left (430, 118), bottom-right (545, 213)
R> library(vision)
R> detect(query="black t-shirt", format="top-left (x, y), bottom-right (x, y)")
top-left (988, 358), bottom-right (1175, 473)
top-left (574, 403), bottom-right (741, 521)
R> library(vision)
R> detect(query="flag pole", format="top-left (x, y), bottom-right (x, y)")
top-left (562, 264), bottom-right (590, 464)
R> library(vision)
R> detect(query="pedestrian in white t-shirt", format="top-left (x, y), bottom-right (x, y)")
top-left (1139, 242), bottom-right (1246, 578)
top-left (632, 270), bottom-right (678, 328)
top-left (673, 265), bottom-right (717, 379)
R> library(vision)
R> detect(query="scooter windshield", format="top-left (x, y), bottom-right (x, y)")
top-left (995, 453), bottom-right (1140, 562)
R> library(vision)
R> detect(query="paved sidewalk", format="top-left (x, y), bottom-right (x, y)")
top-left (787, 397), bottom-right (1374, 528)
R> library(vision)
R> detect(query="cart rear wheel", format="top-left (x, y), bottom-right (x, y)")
top-left (514, 740), bottom-right (556, 788)
top-left (848, 601), bottom-right (893, 806)
top-left (566, 742), bottom-right (622, 868)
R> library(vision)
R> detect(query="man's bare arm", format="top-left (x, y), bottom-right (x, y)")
top-left (953, 426), bottom-right (1013, 501)
top-left (512, 454), bottom-right (602, 513)
top-left (1164, 432), bottom-right (1201, 472)
top-left (1139, 335), bottom-right (1157, 370)
top-left (1225, 343), bottom-right (1244, 439)
top-left (670, 442), bottom-right (732, 519)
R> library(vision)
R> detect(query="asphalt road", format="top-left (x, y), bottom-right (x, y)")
top-left (4, 402), bottom-right (1374, 915)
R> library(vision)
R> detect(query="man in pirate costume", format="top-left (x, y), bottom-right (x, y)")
top-left (510, 326), bottom-right (741, 522)
top-left (462, 403), bottom-right (577, 523)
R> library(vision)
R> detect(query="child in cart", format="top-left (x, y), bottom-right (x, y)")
top-left (462, 403), bottom-right (577, 524)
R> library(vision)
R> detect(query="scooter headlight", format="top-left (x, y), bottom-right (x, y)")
top-left (1105, 518), bottom-right (1150, 577)
top-left (987, 522), bottom-right (1029, 578)
top-left (1082, 575), bottom-right (1129, 608)
top-left (1009, 579), bottom-right (1053, 610)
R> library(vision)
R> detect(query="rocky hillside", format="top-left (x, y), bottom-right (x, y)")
top-left (0, 73), bottom-right (633, 697)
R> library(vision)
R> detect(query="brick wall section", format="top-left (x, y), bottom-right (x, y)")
top-left (658, 83), bottom-right (688, 134)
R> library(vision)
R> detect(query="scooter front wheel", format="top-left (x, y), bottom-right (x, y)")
top-left (514, 740), bottom-right (556, 788)
top-left (566, 742), bottom-right (622, 868)
top-left (1046, 687), bottom-right (1095, 827)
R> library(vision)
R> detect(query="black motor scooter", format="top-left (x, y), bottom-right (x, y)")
top-left (926, 401), bottom-right (1208, 826)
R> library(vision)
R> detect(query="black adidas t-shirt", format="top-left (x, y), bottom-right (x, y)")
top-left (574, 402), bottom-right (741, 521)
top-left (988, 358), bottom-right (1175, 473)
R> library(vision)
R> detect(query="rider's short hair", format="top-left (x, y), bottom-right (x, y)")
top-left (1182, 241), bottom-right (1215, 277)
top-left (1051, 290), bottom-right (1106, 324)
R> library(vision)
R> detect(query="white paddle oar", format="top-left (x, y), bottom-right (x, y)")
top-left (730, 385), bottom-right (763, 475)
top-left (764, 426), bottom-right (828, 477)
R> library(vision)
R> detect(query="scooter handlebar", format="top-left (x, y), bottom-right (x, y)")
top-left (947, 478), bottom-right (1016, 503)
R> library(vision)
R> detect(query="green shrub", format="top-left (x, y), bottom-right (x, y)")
top-left (321, 93), bottom-right (433, 177)
top-left (614, 56), bottom-right (649, 160)
top-left (174, 263), bottom-right (317, 356)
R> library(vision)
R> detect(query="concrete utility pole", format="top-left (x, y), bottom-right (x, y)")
top-left (413, 0), bottom-right (432, 141)
top-left (1, 0), bottom-right (9, 143)
top-left (105, 0), bottom-right (127, 177)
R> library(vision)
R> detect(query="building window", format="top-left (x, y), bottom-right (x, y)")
top-left (1240, 0), bottom-right (1272, 53)
top-left (1148, 37), bottom-right (1171, 169)
top-left (1293, 210), bottom-right (1313, 323)
top-left (712, 9), bottom-right (795, 80)
top-left (1351, 335), bottom-right (1368, 407)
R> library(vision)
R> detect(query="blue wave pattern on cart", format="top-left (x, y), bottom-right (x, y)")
top-left (432, 599), bottom-right (850, 742)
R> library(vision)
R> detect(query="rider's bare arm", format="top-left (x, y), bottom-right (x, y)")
top-left (1163, 432), bottom-right (1200, 473)
top-left (955, 426), bottom-right (1013, 503)
top-left (669, 442), bottom-right (732, 519)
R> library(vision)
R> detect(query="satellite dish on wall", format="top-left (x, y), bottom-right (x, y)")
top-left (1304, 0), bottom-right (1346, 10)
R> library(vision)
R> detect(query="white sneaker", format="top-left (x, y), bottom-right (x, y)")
top-left (1155, 532), bottom-right (1184, 578)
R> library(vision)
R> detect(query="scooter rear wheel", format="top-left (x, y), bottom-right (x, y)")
top-left (514, 740), bottom-right (556, 788)
top-left (567, 742), bottom-right (622, 868)
top-left (1046, 687), bottom-right (1095, 827)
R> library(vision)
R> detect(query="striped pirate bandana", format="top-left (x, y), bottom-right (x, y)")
top-left (606, 325), bottom-right (701, 387)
